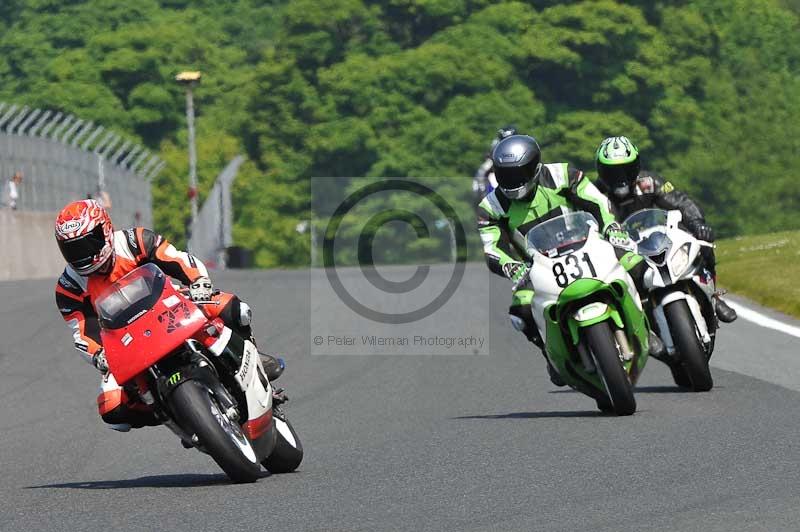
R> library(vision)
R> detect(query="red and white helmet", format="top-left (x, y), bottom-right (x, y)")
top-left (55, 200), bottom-right (115, 275)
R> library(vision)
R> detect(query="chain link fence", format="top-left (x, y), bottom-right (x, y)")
top-left (0, 102), bottom-right (160, 227)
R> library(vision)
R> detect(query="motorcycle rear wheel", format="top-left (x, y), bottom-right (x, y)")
top-left (665, 300), bottom-right (713, 392)
top-left (262, 412), bottom-right (303, 474)
top-left (584, 321), bottom-right (636, 416)
top-left (170, 380), bottom-right (262, 483)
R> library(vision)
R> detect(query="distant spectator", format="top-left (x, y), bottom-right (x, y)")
top-left (7, 171), bottom-right (22, 210)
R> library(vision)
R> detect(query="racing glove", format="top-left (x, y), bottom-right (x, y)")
top-left (687, 220), bottom-right (715, 242)
top-left (92, 349), bottom-right (109, 374)
top-left (502, 261), bottom-right (529, 285)
top-left (189, 276), bottom-right (214, 302)
top-left (604, 222), bottom-right (634, 250)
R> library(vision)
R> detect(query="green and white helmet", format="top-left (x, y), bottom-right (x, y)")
top-left (595, 136), bottom-right (641, 199)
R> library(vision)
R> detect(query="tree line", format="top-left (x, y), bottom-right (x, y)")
top-left (1, 0), bottom-right (798, 266)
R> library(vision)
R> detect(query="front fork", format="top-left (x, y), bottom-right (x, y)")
top-left (573, 318), bottom-right (635, 374)
top-left (142, 340), bottom-right (243, 445)
top-left (650, 290), bottom-right (713, 358)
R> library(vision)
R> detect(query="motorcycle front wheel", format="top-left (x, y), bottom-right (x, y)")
top-left (664, 300), bottom-right (713, 392)
top-left (584, 321), bottom-right (637, 416)
top-left (169, 380), bottom-right (262, 483)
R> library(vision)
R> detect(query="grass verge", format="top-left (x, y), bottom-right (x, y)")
top-left (716, 230), bottom-right (800, 319)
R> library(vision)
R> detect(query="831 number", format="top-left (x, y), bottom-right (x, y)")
top-left (552, 253), bottom-right (597, 288)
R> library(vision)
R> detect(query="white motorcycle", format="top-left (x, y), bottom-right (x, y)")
top-left (622, 209), bottom-right (717, 391)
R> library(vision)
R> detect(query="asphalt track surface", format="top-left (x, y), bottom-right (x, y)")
top-left (1, 267), bottom-right (799, 532)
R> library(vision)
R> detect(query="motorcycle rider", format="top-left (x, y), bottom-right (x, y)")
top-left (594, 136), bottom-right (737, 323)
top-left (473, 126), bottom-right (518, 205)
top-left (54, 199), bottom-right (284, 432)
top-left (477, 135), bottom-right (664, 385)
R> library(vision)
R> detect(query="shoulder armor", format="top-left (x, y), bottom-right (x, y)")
top-left (542, 163), bottom-right (568, 189)
top-left (123, 228), bottom-right (140, 256)
top-left (58, 268), bottom-right (87, 296)
top-left (479, 189), bottom-right (510, 218)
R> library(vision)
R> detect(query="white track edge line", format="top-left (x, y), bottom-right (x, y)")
top-left (727, 301), bottom-right (800, 339)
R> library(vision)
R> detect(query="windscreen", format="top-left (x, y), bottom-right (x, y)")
top-left (622, 209), bottom-right (670, 256)
top-left (525, 212), bottom-right (596, 257)
top-left (622, 209), bottom-right (668, 236)
top-left (96, 263), bottom-right (166, 329)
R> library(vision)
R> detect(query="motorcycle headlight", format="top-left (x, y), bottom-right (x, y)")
top-left (670, 243), bottom-right (691, 277)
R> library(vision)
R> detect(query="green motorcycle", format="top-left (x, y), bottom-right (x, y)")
top-left (524, 212), bottom-right (650, 415)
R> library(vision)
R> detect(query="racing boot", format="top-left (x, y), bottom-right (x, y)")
top-left (246, 335), bottom-right (284, 382)
top-left (509, 311), bottom-right (565, 387)
top-left (523, 322), bottom-right (566, 387)
top-left (243, 332), bottom-right (284, 382)
top-left (529, 329), bottom-right (566, 387)
top-left (260, 353), bottom-right (285, 382)
top-left (714, 294), bottom-right (737, 323)
top-left (223, 298), bottom-right (286, 380)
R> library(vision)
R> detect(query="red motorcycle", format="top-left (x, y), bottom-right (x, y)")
top-left (96, 263), bottom-right (303, 483)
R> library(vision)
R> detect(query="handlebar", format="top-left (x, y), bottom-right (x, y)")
top-left (178, 287), bottom-right (222, 305)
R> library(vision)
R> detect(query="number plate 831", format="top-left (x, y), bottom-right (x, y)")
top-left (552, 252), bottom-right (597, 288)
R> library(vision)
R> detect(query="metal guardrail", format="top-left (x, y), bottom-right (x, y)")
top-left (0, 103), bottom-right (161, 227)
top-left (189, 155), bottom-right (245, 268)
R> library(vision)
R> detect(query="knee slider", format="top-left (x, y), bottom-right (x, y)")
top-left (508, 314), bottom-right (527, 332)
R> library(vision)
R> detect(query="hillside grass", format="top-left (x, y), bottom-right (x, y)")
top-left (716, 230), bottom-right (800, 319)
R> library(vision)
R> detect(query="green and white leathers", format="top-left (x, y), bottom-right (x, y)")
top-left (477, 162), bottom-right (618, 275)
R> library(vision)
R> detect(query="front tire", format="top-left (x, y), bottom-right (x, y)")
top-left (584, 322), bottom-right (636, 416)
top-left (669, 364), bottom-right (692, 388)
top-left (262, 412), bottom-right (303, 474)
top-left (664, 300), bottom-right (713, 392)
top-left (170, 380), bottom-right (262, 483)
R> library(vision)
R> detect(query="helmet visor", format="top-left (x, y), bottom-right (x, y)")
top-left (496, 161), bottom-right (539, 190)
top-left (598, 162), bottom-right (639, 187)
top-left (58, 224), bottom-right (106, 269)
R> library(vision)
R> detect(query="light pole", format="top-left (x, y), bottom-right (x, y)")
top-left (176, 70), bottom-right (202, 236)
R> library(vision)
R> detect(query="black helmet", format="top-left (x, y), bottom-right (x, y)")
top-left (595, 136), bottom-right (641, 198)
top-left (491, 135), bottom-right (542, 199)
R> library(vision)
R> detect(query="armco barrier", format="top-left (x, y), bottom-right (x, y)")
top-left (0, 210), bottom-right (63, 281)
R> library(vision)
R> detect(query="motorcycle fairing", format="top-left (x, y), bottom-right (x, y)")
top-left (543, 278), bottom-right (650, 390)
top-left (102, 274), bottom-right (207, 385)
